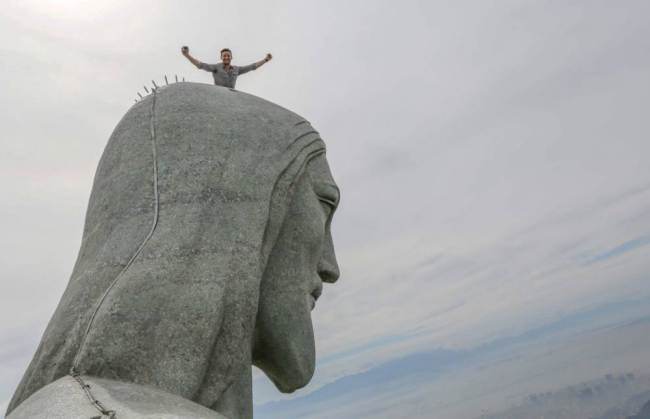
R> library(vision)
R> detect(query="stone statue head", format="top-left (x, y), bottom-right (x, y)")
top-left (7, 83), bottom-right (340, 419)
top-left (253, 152), bottom-right (340, 392)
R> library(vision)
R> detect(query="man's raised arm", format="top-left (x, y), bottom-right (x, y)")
top-left (181, 46), bottom-right (203, 69)
top-left (239, 53), bottom-right (273, 75)
top-left (255, 53), bottom-right (273, 69)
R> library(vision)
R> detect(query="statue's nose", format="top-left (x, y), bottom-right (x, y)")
top-left (318, 259), bottom-right (339, 283)
top-left (318, 216), bottom-right (339, 283)
top-left (318, 236), bottom-right (340, 284)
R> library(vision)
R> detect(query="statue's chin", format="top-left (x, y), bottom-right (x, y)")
top-left (267, 368), bottom-right (313, 394)
top-left (252, 320), bottom-right (316, 393)
top-left (255, 348), bottom-right (315, 394)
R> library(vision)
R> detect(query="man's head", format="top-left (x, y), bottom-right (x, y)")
top-left (220, 48), bottom-right (232, 65)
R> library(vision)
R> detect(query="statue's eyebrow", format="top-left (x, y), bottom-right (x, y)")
top-left (314, 182), bottom-right (340, 207)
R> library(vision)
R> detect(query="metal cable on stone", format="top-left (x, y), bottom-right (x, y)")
top-left (71, 373), bottom-right (116, 418)
top-left (68, 89), bottom-right (161, 418)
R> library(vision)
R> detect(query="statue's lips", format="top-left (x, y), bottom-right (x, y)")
top-left (310, 284), bottom-right (323, 310)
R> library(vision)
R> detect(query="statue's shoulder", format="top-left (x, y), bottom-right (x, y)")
top-left (7, 375), bottom-right (227, 419)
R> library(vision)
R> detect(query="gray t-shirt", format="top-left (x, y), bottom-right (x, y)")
top-left (197, 62), bottom-right (257, 88)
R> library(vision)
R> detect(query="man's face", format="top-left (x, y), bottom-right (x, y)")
top-left (253, 153), bottom-right (340, 393)
top-left (221, 51), bottom-right (232, 65)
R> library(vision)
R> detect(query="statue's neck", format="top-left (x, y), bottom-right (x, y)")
top-left (212, 364), bottom-right (253, 419)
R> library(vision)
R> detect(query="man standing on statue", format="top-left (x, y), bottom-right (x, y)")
top-left (181, 46), bottom-right (272, 89)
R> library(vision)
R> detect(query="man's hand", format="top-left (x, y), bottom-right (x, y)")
top-left (253, 53), bottom-right (273, 70)
top-left (181, 46), bottom-right (202, 68)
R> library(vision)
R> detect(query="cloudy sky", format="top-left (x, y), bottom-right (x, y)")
top-left (1, 1), bottom-right (650, 418)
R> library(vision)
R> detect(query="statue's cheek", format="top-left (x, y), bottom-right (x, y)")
top-left (292, 201), bottom-right (328, 263)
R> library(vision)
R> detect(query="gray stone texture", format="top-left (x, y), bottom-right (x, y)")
top-left (7, 376), bottom-right (227, 419)
top-left (6, 83), bottom-right (339, 418)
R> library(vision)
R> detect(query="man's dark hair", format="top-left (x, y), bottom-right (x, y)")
top-left (220, 48), bottom-right (232, 55)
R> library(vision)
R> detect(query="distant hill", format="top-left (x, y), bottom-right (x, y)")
top-left (627, 399), bottom-right (650, 419)
top-left (479, 373), bottom-right (650, 419)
